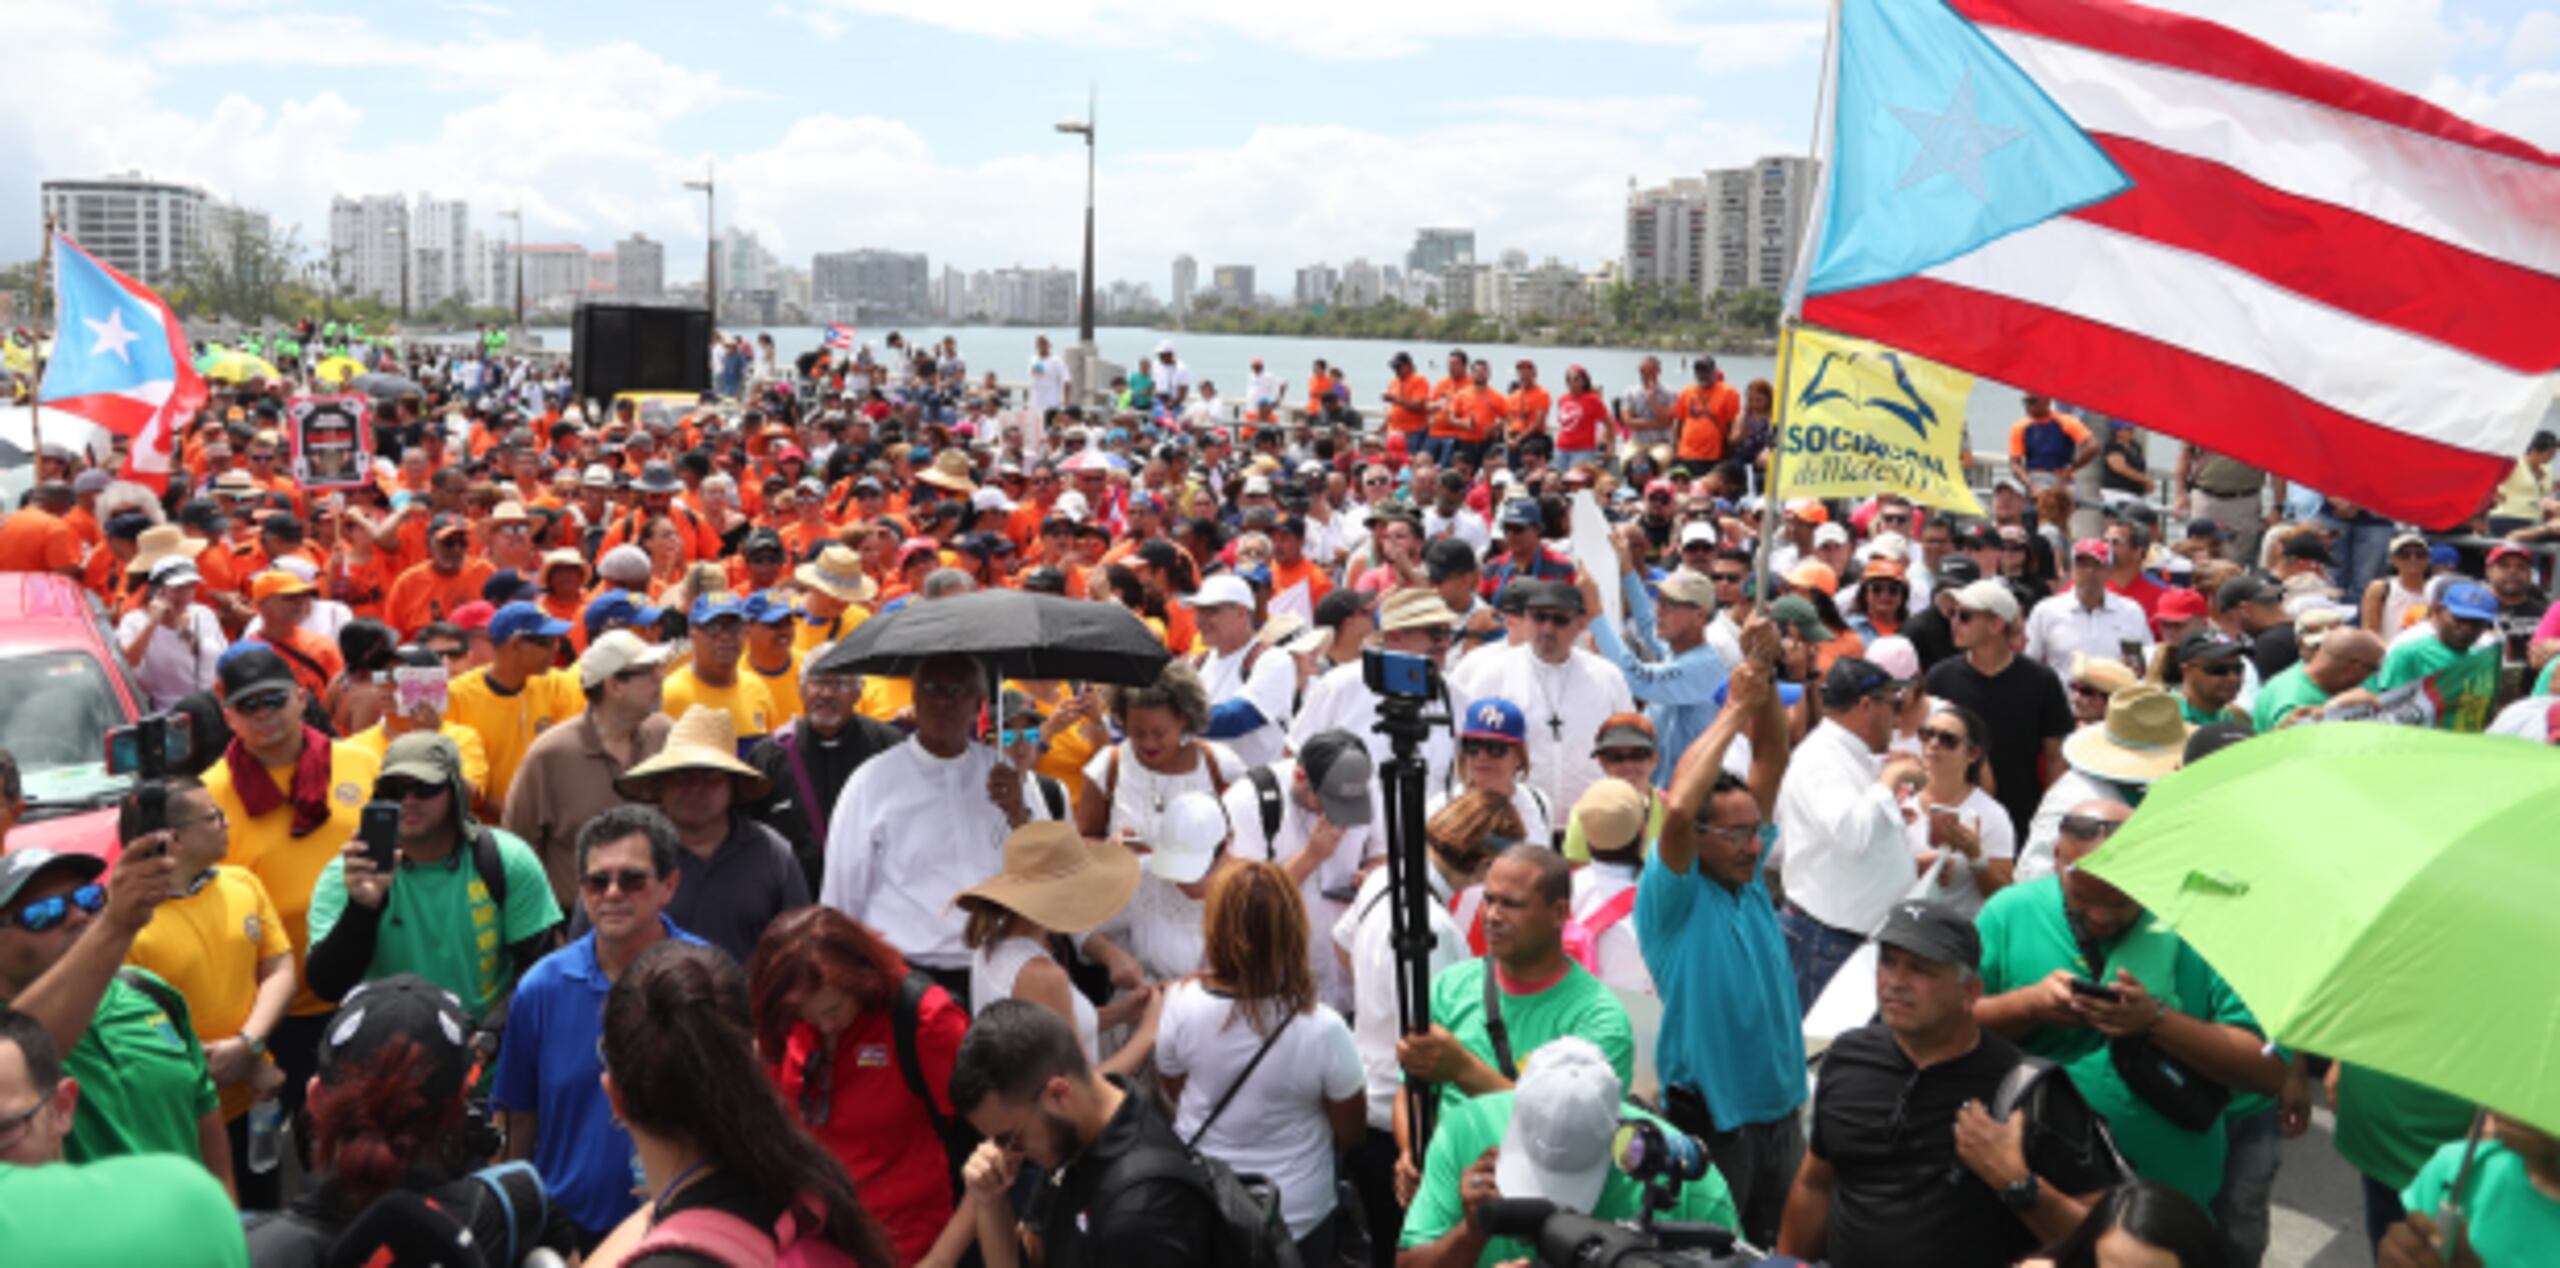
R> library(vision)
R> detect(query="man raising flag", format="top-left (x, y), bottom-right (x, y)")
top-left (36, 233), bottom-right (206, 491)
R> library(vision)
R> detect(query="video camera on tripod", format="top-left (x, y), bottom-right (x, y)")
top-left (1362, 644), bottom-right (1451, 1163)
top-left (1473, 1120), bottom-right (1797, 1268)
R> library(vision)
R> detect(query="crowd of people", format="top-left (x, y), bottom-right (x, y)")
top-left (1, 326), bottom-right (2555, 1268)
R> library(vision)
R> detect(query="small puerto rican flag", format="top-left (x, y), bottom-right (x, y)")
top-left (823, 323), bottom-right (858, 352)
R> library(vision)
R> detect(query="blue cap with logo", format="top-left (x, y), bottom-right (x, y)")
top-left (690, 592), bottom-right (748, 626)
top-left (489, 600), bottom-right (571, 644)
top-left (2439, 581), bottom-right (2500, 622)
top-left (741, 591), bottom-right (797, 626)
top-left (583, 590), bottom-right (663, 636)
top-left (1460, 697), bottom-right (1527, 746)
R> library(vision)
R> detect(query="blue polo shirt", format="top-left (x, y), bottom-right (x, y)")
top-left (490, 916), bottom-right (708, 1235)
top-left (1636, 833), bottom-right (1806, 1129)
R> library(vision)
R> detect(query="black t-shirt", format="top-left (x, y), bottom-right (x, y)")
top-left (1036, 1078), bottom-right (1220, 1268)
top-left (2250, 622), bottom-right (2301, 681)
top-left (1902, 605), bottom-right (1958, 672)
top-left (1810, 1024), bottom-right (2120, 1268)
top-left (1923, 653), bottom-right (2072, 839)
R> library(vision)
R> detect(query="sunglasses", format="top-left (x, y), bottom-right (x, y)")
top-left (1709, 572), bottom-right (1746, 584)
top-left (1526, 610), bottom-right (1575, 627)
top-left (2069, 680), bottom-right (2111, 698)
top-left (374, 779), bottom-right (446, 802)
top-left (581, 867), bottom-right (656, 895)
top-left (2188, 660), bottom-right (2244, 677)
top-left (997, 726), bottom-right (1045, 748)
top-left (1460, 738), bottom-right (1518, 759)
top-left (1596, 748), bottom-right (1654, 764)
top-left (229, 690), bottom-right (292, 717)
top-left (7, 882), bottom-right (105, 934)
top-left (916, 680), bottom-right (980, 701)
top-left (2059, 814), bottom-right (2124, 840)
top-left (1916, 725), bottom-right (1968, 751)
top-left (429, 645), bottom-right (469, 662)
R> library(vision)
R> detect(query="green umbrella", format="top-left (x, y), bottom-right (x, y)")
top-left (2080, 721), bottom-right (2560, 1134)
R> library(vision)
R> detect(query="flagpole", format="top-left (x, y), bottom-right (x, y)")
top-left (1751, 0), bottom-right (1843, 616)
top-left (30, 214), bottom-right (49, 466)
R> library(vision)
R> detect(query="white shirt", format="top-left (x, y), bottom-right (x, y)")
top-left (2024, 590), bottom-right (2155, 678)
top-left (821, 741), bottom-right (1045, 970)
top-left (2016, 766), bottom-right (2134, 883)
top-left (1290, 660), bottom-right (1465, 809)
top-left (1304, 508), bottom-right (1356, 568)
top-left (1422, 506), bottom-right (1491, 558)
top-left (1569, 862), bottom-right (1651, 995)
top-left (1771, 719), bottom-right (1915, 935)
top-left (1028, 355), bottom-right (1071, 414)
top-left (116, 605), bottom-right (228, 711)
top-left (1333, 864), bottom-right (1469, 1130)
top-left (1080, 740), bottom-right (1243, 849)
top-left (1898, 784), bottom-right (2017, 919)
top-left (1448, 644), bottom-right (1634, 822)
top-left (2488, 695), bottom-right (2560, 743)
top-left (1198, 643), bottom-right (1297, 768)
top-left (1101, 872), bottom-right (1209, 981)
top-left (1224, 777), bottom-right (1380, 1014)
top-left (1181, 397), bottom-right (1224, 431)
top-left (1157, 360), bottom-right (1194, 403)
top-left (1157, 983), bottom-right (1365, 1239)
top-left (973, 935), bottom-right (1099, 1064)
top-left (1246, 371), bottom-right (1288, 411)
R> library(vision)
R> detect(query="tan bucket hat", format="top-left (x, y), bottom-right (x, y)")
top-left (615, 705), bottom-right (772, 800)
top-left (2061, 685), bottom-right (2194, 785)
top-left (795, 545), bottom-right (878, 605)
top-left (126, 523), bottom-right (208, 576)
top-left (1378, 587), bottom-right (1458, 633)
top-left (953, 820), bottom-right (1141, 935)
top-left (918, 450), bottom-right (977, 493)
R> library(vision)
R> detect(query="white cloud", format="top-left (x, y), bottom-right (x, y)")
top-left (2511, 11), bottom-right (2560, 72)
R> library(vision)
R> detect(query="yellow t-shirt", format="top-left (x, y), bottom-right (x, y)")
top-left (445, 667), bottom-right (586, 810)
top-left (126, 865), bottom-right (293, 1120)
top-left (792, 606), bottom-right (871, 658)
top-left (746, 649), bottom-right (805, 731)
top-left (663, 666), bottom-right (777, 743)
top-left (855, 675), bottom-right (913, 726)
top-left (346, 721), bottom-right (492, 805)
top-left (203, 741), bottom-right (382, 1017)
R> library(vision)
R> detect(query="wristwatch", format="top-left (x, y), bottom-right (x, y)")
top-left (243, 1031), bottom-right (268, 1060)
top-left (1997, 1174), bottom-right (2039, 1213)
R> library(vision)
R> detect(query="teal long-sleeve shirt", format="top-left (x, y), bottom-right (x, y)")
top-left (1588, 570), bottom-right (1729, 787)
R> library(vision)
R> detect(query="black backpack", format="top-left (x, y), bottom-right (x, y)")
top-left (1098, 1144), bottom-right (1303, 1268)
top-left (890, 969), bottom-right (981, 1203)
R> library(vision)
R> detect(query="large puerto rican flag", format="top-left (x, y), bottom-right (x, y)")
top-left (38, 233), bottom-right (206, 491)
top-left (1792, 0), bottom-right (2560, 528)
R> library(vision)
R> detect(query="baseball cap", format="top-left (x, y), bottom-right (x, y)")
top-left (1767, 595), bottom-right (1831, 643)
top-left (583, 589), bottom-right (663, 636)
top-left (1187, 574), bottom-right (1255, 610)
top-left (0, 848), bottom-right (108, 913)
top-left (1678, 521), bottom-right (1718, 550)
top-left (1866, 635), bottom-right (1921, 684)
top-left (429, 511), bottom-right (470, 541)
top-left (690, 592), bottom-right (748, 625)
top-left (2439, 582), bottom-right (2499, 622)
top-left (1812, 522), bottom-right (1850, 549)
top-left (1875, 900), bottom-right (1983, 972)
top-left (2215, 575), bottom-right (2281, 613)
top-left (318, 975), bottom-right (475, 1109)
top-left (1820, 656), bottom-right (1898, 709)
top-left (2185, 517), bottom-right (2226, 542)
top-left (1935, 555), bottom-right (1983, 586)
top-left (1591, 713), bottom-right (1657, 755)
top-left (1656, 569), bottom-right (1715, 607)
top-left (449, 601), bottom-right (496, 633)
top-left (741, 591), bottom-right (797, 626)
top-left (218, 645), bottom-right (299, 703)
top-left (249, 570), bottom-right (316, 603)
top-left (2185, 719), bottom-right (2256, 765)
top-left (2156, 587), bottom-right (2210, 624)
top-left (1495, 1036), bottom-right (1623, 1213)
top-left (2486, 542), bottom-right (2533, 566)
top-left (1296, 730), bottom-right (1376, 828)
top-left (1460, 698), bottom-right (1527, 746)
top-left (2176, 628), bottom-right (2248, 665)
top-left (1497, 499), bottom-right (1542, 529)
top-left (1520, 579), bottom-right (1583, 614)
top-left (582, 464), bottom-right (616, 489)
top-left (1952, 578), bottom-right (2021, 624)
top-left (1572, 779), bottom-right (1651, 856)
top-left (1146, 792), bottom-right (1230, 884)
top-left (489, 600), bottom-right (571, 643)
top-left (740, 527), bottom-right (785, 559)
top-left (2071, 538), bottom-right (2113, 565)
top-left (577, 628), bottom-right (675, 688)
top-left (147, 556), bottom-right (203, 588)
top-left (380, 731), bottom-right (463, 788)
top-left (481, 569), bottom-right (540, 605)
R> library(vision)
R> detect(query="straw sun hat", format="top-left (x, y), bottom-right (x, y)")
top-left (2061, 685), bottom-right (2195, 785)
top-left (954, 820), bottom-right (1141, 935)
top-left (615, 706), bottom-right (772, 801)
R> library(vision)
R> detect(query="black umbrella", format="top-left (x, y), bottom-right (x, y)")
top-left (808, 590), bottom-right (1170, 688)
top-left (350, 372), bottom-right (426, 401)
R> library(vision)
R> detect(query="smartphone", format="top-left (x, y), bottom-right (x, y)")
top-left (105, 714), bottom-right (195, 777)
top-left (358, 802), bottom-right (402, 872)
top-left (2068, 977), bottom-right (2122, 1002)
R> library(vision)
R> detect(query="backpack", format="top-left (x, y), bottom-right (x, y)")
top-left (1097, 1144), bottom-right (1303, 1268)
top-left (1243, 764), bottom-right (1287, 850)
top-left (890, 969), bottom-right (980, 1203)
top-left (629, 1193), bottom-right (860, 1268)
top-left (1990, 1056), bottom-right (2130, 1186)
top-left (1560, 888), bottom-right (1638, 977)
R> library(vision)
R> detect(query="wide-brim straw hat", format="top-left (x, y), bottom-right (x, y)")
top-left (126, 523), bottom-right (208, 576)
top-left (918, 450), bottom-right (977, 493)
top-left (954, 820), bottom-right (1140, 935)
top-left (2062, 685), bottom-right (2194, 785)
top-left (1378, 586), bottom-right (1458, 633)
top-left (795, 545), bottom-right (878, 605)
top-left (616, 705), bottom-right (772, 801)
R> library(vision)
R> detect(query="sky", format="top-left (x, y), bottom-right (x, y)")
top-left (3, 0), bottom-right (2555, 294)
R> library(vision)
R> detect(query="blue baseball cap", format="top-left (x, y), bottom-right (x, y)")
top-left (690, 592), bottom-right (748, 626)
top-left (1459, 697), bottom-right (1527, 746)
top-left (1497, 498), bottom-right (1542, 529)
top-left (2428, 544), bottom-right (2461, 570)
top-left (488, 600), bottom-right (571, 643)
top-left (741, 591), bottom-right (797, 626)
top-left (481, 568), bottom-right (540, 604)
top-left (583, 589), bottom-right (663, 636)
top-left (2439, 582), bottom-right (2499, 622)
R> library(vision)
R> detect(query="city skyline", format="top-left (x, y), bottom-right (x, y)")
top-left (7, 1), bottom-right (2550, 296)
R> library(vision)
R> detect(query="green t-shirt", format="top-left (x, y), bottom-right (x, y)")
top-left (2178, 695), bottom-right (2250, 729)
top-left (1974, 876), bottom-right (2261, 1211)
top-left (307, 827), bottom-right (563, 1021)
top-left (2403, 1138), bottom-right (2560, 1266)
top-left (1423, 958), bottom-right (1635, 1117)
top-left (63, 972), bottom-right (218, 1165)
top-left (1399, 1091), bottom-right (1738, 1264)
top-left (2251, 663), bottom-right (2332, 732)
top-left (0, 1153), bottom-right (247, 1267)
top-left (2334, 1064), bottom-right (2476, 1190)
top-left (2371, 634), bottom-right (2500, 733)
top-left (1563, 792), bottom-right (1666, 865)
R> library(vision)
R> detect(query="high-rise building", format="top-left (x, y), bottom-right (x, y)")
top-left (1211, 264), bottom-right (1255, 310)
top-left (1292, 263), bottom-right (1339, 309)
top-left (936, 265), bottom-right (970, 320)
top-left (717, 227), bottom-right (777, 297)
top-left (1502, 258), bottom-right (1590, 323)
top-left (512, 244), bottom-right (591, 312)
top-left (327, 194), bottom-right (409, 307)
top-left (1623, 177), bottom-right (1713, 301)
top-left (1440, 262), bottom-right (1497, 316)
top-left (811, 249), bottom-right (930, 322)
top-left (1406, 228), bottom-right (1475, 277)
top-left (615, 234), bottom-right (665, 299)
top-left (198, 201), bottom-right (275, 291)
top-left (1339, 258), bottom-right (1382, 308)
top-left (1626, 157), bottom-right (1817, 305)
top-left (1747, 155), bottom-right (1818, 297)
top-left (465, 233), bottom-right (512, 311)
top-left (1170, 255), bottom-right (1197, 318)
top-left (42, 173), bottom-right (214, 290)
top-left (412, 194), bottom-right (470, 310)
top-left (985, 266), bottom-right (1077, 324)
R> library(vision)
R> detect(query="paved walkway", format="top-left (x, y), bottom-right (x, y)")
top-left (2269, 1107), bottom-right (2373, 1268)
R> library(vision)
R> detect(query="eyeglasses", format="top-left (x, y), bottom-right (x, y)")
top-left (2188, 661), bottom-right (2244, 677)
top-left (2059, 814), bottom-right (2123, 840)
top-left (916, 680), bottom-right (979, 701)
top-left (0, 1095), bottom-right (48, 1152)
top-left (611, 665), bottom-right (658, 684)
top-left (580, 867), bottom-right (655, 895)
top-left (429, 645), bottom-right (469, 662)
top-left (7, 882), bottom-right (105, 934)
top-left (374, 779), bottom-right (446, 802)
top-left (1709, 572), bottom-right (1746, 585)
top-left (1697, 820), bottom-right (1767, 846)
top-left (1951, 609), bottom-right (1987, 625)
top-left (1526, 610), bottom-right (1575, 627)
top-left (2068, 680), bottom-right (2111, 698)
top-left (1460, 738), bottom-right (1517, 759)
top-left (1916, 725), bottom-right (1968, 751)
top-left (229, 690), bottom-right (292, 717)
top-left (1681, 542), bottom-right (1715, 553)
top-left (1866, 584), bottom-right (1907, 598)
top-left (170, 807), bottom-right (228, 834)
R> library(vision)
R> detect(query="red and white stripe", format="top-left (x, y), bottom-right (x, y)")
top-left (1804, 0), bottom-right (2560, 527)
top-left (43, 235), bottom-right (205, 492)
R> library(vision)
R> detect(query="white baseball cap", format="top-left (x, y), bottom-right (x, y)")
top-left (1678, 521), bottom-right (1718, 550)
top-left (577, 629), bottom-right (675, 688)
top-left (1186, 574), bottom-right (1255, 611)
top-left (1812, 522), bottom-right (1851, 548)
top-left (1495, 1036), bottom-right (1622, 1214)
top-left (582, 464), bottom-right (616, 490)
top-left (1144, 792), bottom-right (1229, 884)
top-left (1952, 578), bottom-right (2021, 624)
top-left (972, 486), bottom-right (1017, 514)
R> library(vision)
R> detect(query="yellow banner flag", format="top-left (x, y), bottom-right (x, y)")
top-left (1771, 326), bottom-right (1983, 516)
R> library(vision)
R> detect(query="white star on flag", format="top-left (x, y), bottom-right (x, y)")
top-left (85, 308), bottom-right (140, 364)
top-left (1890, 71), bottom-right (2027, 202)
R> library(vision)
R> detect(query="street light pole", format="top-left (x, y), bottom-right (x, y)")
top-left (684, 163), bottom-right (716, 324)
top-left (1055, 89), bottom-right (1097, 404)
top-left (500, 207), bottom-right (524, 331)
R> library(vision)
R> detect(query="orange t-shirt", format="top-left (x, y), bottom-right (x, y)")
top-left (83, 547), bottom-right (130, 605)
top-left (260, 624), bottom-right (346, 698)
top-left (1387, 372), bottom-right (1433, 434)
top-left (334, 553), bottom-right (394, 619)
top-left (1673, 382), bottom-right (1740, 464)
top-left (1508, 385), bottom-right (1553, 439)
top-left (384, 559), bottom-right (496, 636)
top-left (64, 506), bottom-right (104, 550)
top-left (0, 509), bottom-right (82, 573)
top-left (1445, 385), bottom-right (1509, 445)
top-left (1268, 557), bottom-right (1332, 608)
top-left (1427, 377), bottom-right (1469, 439)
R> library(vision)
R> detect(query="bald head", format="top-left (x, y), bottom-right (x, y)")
top-left (2054, 799), bottom-right (2132, 870)
top-left (2307, 628), bottom-right (2385, 695)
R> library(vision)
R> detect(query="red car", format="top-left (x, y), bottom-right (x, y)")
top-left (1, 571), bottom-right (148, 863)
